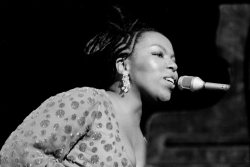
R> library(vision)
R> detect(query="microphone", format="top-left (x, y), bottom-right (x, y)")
top-left (178, 76), bottom-right (230, 91)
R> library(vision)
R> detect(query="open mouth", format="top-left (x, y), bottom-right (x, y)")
top-left (163, 77), bottom-right (176, 89)
top-left (164, 77), bottom-right (175, 84)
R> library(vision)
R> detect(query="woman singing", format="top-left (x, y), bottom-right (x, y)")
top-left (0, 7), bottom-right (178, 167)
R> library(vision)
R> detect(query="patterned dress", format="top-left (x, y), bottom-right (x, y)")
top-left (0, 87), bottom-right (133, 167)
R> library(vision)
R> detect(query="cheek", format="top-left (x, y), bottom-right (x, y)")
top-left (136, 58), bottom-right (162, 73)
top-left (131, 58), bottom-right (163, 86)
top-left (148, 59), bottom-right (160, 70)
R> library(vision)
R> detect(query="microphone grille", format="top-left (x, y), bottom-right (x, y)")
top-left (178, 76), bottom-right (193, 89)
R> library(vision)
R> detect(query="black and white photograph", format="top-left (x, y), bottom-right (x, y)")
top-left (0, 1), bottom-right (249, 167)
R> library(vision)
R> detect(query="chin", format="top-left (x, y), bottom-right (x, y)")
top-left (142, 86), bottom-right (172, 102)
top-left (158, 95), bottom-right (171, 101)
top-left (157, 91), bottom-right (172, 102)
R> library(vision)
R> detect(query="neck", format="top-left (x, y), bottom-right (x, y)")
top-left (108, 82), bottom-right (142, 127)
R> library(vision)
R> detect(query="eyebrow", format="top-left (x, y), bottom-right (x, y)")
top-left (151, 44), bottom-right (175, 57)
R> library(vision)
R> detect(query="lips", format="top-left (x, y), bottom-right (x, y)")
top-left (164, 77), bottom-right (175, 84)
top-left (163, 77), bottom-right (176, 88)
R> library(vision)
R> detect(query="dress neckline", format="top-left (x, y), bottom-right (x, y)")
top-left (100, 89), bottom-right (137, 167)
top-left (101, 88), bottom-right (149, 167)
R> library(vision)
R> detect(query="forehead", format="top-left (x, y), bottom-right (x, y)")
top-left (135, 31), bottom-right (174, 53)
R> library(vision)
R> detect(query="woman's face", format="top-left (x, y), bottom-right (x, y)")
top-left (128, 31), bottom-right (178, 101)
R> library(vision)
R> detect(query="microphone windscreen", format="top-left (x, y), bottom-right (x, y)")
top-left (178, 76), bottom-right (207, 91)
top-left (178, 76), bottom-right (193, 89)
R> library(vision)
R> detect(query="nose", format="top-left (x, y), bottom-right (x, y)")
top-left (167, 59), bottom-right (178, 72)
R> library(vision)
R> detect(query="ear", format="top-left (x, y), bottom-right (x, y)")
top-left (115, 57), bottom-right (130, 75)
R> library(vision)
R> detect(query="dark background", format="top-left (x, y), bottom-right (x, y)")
top-left (0, 0), bottom-right (249, 150)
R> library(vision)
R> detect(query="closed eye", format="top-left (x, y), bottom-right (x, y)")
top-left (152, 52), bottom-right (164, 58)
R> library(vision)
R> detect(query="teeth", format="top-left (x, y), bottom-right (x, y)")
top-left (165, 77), bottom-right (174, 84)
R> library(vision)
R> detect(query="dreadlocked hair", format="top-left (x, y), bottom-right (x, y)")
top-left (84, 6), bottom-right (156, 89)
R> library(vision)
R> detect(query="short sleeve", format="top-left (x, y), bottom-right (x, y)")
top-left (0, 87), bottom-right (104, 167)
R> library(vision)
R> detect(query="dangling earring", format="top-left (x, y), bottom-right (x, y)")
top-left (121, 71), bottom-right (130, 94)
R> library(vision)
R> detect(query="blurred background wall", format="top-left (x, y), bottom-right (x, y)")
top-left (146, 4), bottom-right (250, 167)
